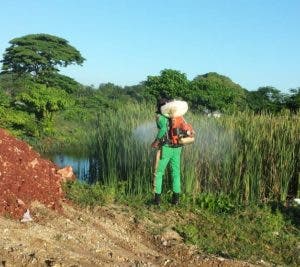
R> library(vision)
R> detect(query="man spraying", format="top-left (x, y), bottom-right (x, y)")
top-left (151, 98), bottom-right (194, 205)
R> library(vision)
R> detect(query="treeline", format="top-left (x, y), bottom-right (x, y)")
top-left (0, 33), bottom-right (299, 139)
top-left (125, 69), bottom-right (300, 114)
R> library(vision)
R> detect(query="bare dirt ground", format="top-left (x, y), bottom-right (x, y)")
top-left (0, 202), bottom-right (256, 267)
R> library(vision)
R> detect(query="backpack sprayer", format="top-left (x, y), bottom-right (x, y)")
top-left (160, 100), bottom-right (195, 146)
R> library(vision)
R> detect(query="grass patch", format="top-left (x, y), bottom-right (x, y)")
top-left (63, 180), bottom-right (117, 206)
top-left (175, 205), bottom-right (299, 266)
top-left (63, 181), bottom-right (299, 265)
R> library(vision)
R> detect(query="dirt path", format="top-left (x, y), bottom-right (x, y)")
top-left (0, 202), bottom-right (255, 267)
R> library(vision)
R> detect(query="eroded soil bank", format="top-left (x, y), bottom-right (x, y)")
top-left (0, 128), bottom-right (70, 219)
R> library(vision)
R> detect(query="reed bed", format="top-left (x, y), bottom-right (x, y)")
top-left (89, 104), bottom-right (299, 204)
top-left (185, 112), bottom-right (299, 203)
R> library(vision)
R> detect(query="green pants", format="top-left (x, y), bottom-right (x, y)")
top-left (154, 145), bottom-right (182, 194)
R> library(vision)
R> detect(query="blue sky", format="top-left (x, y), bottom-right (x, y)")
top-left (0, 0), bottom-right (299, 92)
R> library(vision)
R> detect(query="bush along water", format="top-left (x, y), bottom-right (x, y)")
top-left (88, 103), bottom-right (155, 195)
top-left (183, 111), bottom-right (299, 204)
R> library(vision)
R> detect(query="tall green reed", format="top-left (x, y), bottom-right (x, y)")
top-left (184, 111), bottom-right (299, 203)
top-left (89, 104), bottom-right (299, 204)
top-left (89, 103), bottom-right (155, 195)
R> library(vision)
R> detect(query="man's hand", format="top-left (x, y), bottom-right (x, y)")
top-left (151, 140), bottom-right (160, 148)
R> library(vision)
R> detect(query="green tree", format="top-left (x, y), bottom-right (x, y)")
top-left (98, 82), bottom-right (134, 104)
top-left (1, 34), bottom-right (85, 78)
top-left (0, 87), bottom-right (11, 107)
top-left (38, 73), bottom-right (83, 93)
top-left (124, 84), bottom-right (153, 102)
top-left (98, 83), bottom-right (123, 100)
top-left (285, 88), bottom-right (300, 112)
top-left (17, 83), bottom-right (73, 121)
top-left (190, 72), bottom-right (247, 113)
top-left (144, 69), bottom-right (189, 99)
top-left (0, 73), bottom-right (32, 97)
top-left (246, 86), bottom-right (284, 113)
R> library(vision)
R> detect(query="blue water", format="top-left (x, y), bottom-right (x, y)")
top-left (50, 154), bottom-right (90, 181)
top-left (46, 123), bottom-right (156, 182)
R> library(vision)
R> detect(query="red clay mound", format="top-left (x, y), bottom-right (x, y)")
top-left (0, 128), bottom-right (73, 219)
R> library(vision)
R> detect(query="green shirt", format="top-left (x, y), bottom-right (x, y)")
top-left (156, 114), bottom-right (168, 141)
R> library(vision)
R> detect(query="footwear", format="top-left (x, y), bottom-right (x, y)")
top-left (171, 193), bottom-right (179, 205)
top-left (153, 193), bottom-right (161, 205)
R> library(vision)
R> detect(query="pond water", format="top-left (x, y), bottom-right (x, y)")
top-left (49, 154), bottom-right (90, 181)
top-left (45, 122), bottom-right (157, 183)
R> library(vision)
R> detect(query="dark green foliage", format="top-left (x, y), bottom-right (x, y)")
top-left (0, 107), bottom-right (38, 137)
top-left (285, 88), bottom-right (300, 112)
top-left (62, 180), bottom-right (116, 206)
top-left (1, 33), bottom-right (85, 78)
top-left (37, 73), bottom-right (83, 93)
top-left (0, 33), bottom-right (85, 137)
top-left (0, 73), bottom-right (32, 97)
top-left (98, 82), bottom-right (123, 98)
top-left (16, 82), bottom-right (73, 121)
top-left (145, 69), bottom-right (189, 99)
top-left (0, 81), bottom-right (38, 136)
top-left (124, 84), bottom-right (155, 103)
top-left (246, 86), bottom-right (285, 113)
top-left (98, 82), bottom-right (136, 103)
top-left (175, 205), bottom-right (299, 266)
top-left (144, 70), bottom-right (249, 113)
top-left (74, 86), bottom-right (118, 111)
top-left (195, 193), bottom-right (236, 214)
top-left (0, 87), bottom-right (11, 107)
top-left (189, 72), bottom-right (247, 113)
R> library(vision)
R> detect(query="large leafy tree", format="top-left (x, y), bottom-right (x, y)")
top-left (17, 82), bottom-right (72, 121)
top-left (0, 73), bottom-right (32, 96)
top-left (39, 73), bottom-right (83, 93)
top-left (1, 34), bottom-right (85, 78)
top-left (246, 86), bottom-right (285, 113)
top-left (98, 82), bottom-right (123, 99)
top-left (124, 84), bottom-right (152, 102)
top-left (285, 88), bottom-right (300, 112)
top-left (189, 72), bottom-right (247, 113)
top-left (0, 86), bottom-right (11, 107)
top-left (144, 69), bottom-right (189, 99)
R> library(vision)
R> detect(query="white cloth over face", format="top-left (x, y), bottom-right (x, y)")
top-left (160, 100), bottom-right (188, 118)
